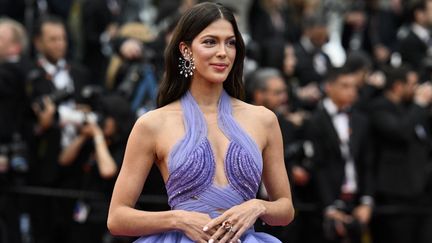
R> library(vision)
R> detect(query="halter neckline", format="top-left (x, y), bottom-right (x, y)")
top-left (165, 89), bottom-right (262, 207)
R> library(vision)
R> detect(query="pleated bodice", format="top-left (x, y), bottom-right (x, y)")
top-left (165, 90), bottom-right (263, 212)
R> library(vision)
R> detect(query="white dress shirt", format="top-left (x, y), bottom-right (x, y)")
top-left (323, 98), bottom-right (357, 194)
top-left (39, 56), bottom-right (78, 148)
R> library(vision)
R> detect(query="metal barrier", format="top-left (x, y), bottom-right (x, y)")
top-left (1, 185), bottom-right (432, 243)
top-left (0, 185), bottom-right (168, 205)
top-left (1, 185), bottom-right (432, 215)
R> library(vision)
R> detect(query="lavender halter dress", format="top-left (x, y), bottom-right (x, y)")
top-left (134, 90), bottom-right (281, 242)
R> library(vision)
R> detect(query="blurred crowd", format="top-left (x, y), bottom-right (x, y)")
top-left (1, 0), bottom-right (432, 243)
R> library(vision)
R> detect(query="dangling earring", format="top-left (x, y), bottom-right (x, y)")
top-left (178, 49), bottom-right (195, 78)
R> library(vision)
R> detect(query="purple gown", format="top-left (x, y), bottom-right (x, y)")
top-left (134, 90), bottom-right (281, 242)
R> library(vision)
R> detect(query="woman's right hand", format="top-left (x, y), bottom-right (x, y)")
top-left (175, 210), bottom-right (216, 243)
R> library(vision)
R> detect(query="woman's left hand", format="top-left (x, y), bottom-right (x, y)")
top-left (203, 199), bottom-right (266, 243)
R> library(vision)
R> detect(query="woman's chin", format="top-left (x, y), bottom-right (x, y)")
top-left (206, 74), bottom-right (230, 84)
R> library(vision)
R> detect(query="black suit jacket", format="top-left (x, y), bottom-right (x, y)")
top-left (293, 42), bottom-right (332, 87)
top-left (370, 96), bottom-right (431, 197)
top-left (399, 29), bottom-right (428, 70)
top-left (306, 103), bottom-right (374, 208)
top-left (27, 60), bottom-right (90, 186)
top-left (0, 60), bottom-right (29, 143)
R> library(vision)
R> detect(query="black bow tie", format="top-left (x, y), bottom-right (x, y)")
top-left (336, 108), bottom-right (352, 115)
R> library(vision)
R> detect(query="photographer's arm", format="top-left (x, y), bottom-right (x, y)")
top-left (93, 129), bottom-right (118, 179)
top-left (32, 97), bottom-right (56, 133)
top-left (59, 134), bottom-right (87, 166)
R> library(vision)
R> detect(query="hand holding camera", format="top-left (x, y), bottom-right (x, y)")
top-left (80, 121), bottom-right (104, 142)
top-left (32, 96), bottom-right (56, 131)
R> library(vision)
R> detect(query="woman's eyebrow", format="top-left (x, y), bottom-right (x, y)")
top-left (199, 34), bottom-right (236, 40)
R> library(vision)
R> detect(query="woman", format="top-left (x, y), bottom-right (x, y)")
top-left (107, 3), bottom-right (294, 243)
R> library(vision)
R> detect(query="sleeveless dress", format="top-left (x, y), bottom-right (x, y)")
top-left (134, 90), bottom-right (281, 242)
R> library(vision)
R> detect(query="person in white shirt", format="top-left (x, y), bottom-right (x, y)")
top-left (305, 67), bottom-right (374, 243)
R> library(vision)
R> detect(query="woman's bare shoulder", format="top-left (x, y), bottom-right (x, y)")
top-left (134, 101), bottom-right (183, 133)
top-left (231, 98), bottom-right (277, 125)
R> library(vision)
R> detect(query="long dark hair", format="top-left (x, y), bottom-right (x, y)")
top-left (157, 2), bottom-right (246, 107)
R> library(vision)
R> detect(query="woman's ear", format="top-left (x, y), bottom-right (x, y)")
top-left (179, 42), bottom-right (189, 57)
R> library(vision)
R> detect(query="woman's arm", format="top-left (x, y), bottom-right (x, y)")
top-left (107, 114), bottom-right (177, 236)
top-left (107, 113), bottom-right (214, 241)
top-left (204, 108), bottom-right (294, 243)
top-left (259, 110), bottom-right (295, 226)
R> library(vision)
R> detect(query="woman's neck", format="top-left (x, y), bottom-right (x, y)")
top-left (189, 79), bottom-right (224, 112)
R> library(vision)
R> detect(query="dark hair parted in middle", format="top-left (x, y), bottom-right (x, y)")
top-left (157, 2), bottom-right (246, 107)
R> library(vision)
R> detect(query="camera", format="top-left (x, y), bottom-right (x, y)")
top-left (53, 85), bottom-right (105, 127)
top-left (81, 85), bottom-right (104, 109)
top-left (35, 89), bottom-right (73, 110)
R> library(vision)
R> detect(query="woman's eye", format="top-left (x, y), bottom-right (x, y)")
top-left (203, 39), bottom-right (216, 45)
top-left (227, 39), bottom-right (236, 46)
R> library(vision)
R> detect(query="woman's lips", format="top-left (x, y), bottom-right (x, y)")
top-left (210, 63), bottom-right (228, 71)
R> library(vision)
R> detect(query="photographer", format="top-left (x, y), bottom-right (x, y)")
top-left (57, 94), bottom-right (134, 243)
top-left (108, 21), bottom-right (171, 116)
top-left (28, 15), bottom-right (91, 183)
top-left (370, 66), bottom-right (432, 243)
top-left (0, 17), bottom-right (30, 243)
top-left (26, 15), bottom-right (91, 243)
top-left (0, 17), bottom-right (31, 175)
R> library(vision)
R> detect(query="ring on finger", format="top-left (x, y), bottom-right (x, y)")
top-left (222, 220), bottom-right (233, 231)
top-left (229, 226), bottom-right (237, 233)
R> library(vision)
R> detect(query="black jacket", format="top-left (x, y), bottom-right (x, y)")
top-left (306, 103), bottom-right (374, 208)
top-left (293, 42), bottom-right (332, 87)
top-left (370, 96), bottom-right (431, 197)
top-left (399, 29), bottom-right (428, 71)
top-left (0, 60), bottom-right (31, 143)
top-left (26, 60), bottom-right (90, 186)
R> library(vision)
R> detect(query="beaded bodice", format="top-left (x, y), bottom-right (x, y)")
top-left (165, 90), bottom-right (263, 208)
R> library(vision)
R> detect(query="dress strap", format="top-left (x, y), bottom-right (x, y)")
top-left (218, 91), bottom-right (263, 170)
top-left (167, 91), bottom-right (207, 172)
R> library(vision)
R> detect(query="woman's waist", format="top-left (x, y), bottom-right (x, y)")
top-left (171, 186), bottom-right (246, 217)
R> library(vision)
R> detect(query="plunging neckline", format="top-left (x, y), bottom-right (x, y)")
top-left (165, 90), bottom-right (263, 207)
top-left (167, 91), bottom-right (234, 188)
top-left (205, 137), bottom-right (233, 188)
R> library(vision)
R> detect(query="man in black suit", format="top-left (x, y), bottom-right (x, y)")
top-left (399, 0), bottom-right (432, 74)
top-left (306, 67), bottom-right (374, 243)
top-left (370, 67), bottom-right (432, 243)
top-left (0, 17), bottom-right (30, 243)
top-left (28, 15), bottom-right (91, 186)
top-left (293, 15), bottom-right (331, 110)
top-left (27, 15), bottom-right (91, 243)
top-left (294, 15), bottom-right (332, 87)
top-left (0, 17), bottom-right (29, 151)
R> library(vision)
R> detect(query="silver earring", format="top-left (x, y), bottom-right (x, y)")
top-left (178, 50), bottom-right (195, 78)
